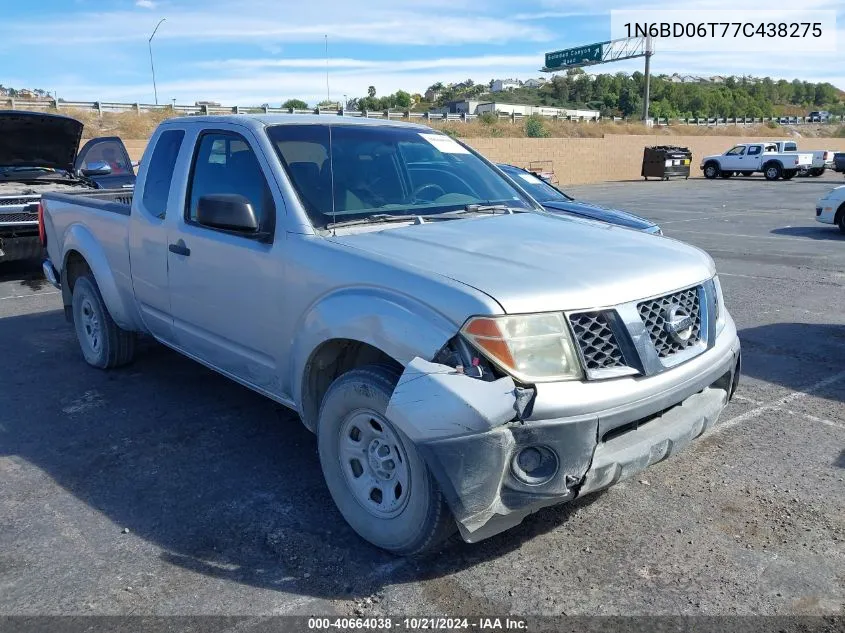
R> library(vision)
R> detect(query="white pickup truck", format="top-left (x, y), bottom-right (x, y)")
top-left (770, 140), bottom-right (832, 177)
top-left (700, 142), bottom-right (813, 181)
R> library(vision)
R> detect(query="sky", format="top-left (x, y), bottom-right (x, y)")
top-left (0, 0), bottom-right (842, 107)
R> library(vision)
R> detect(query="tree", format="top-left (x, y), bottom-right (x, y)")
top-left (393, 90), bottom-right (412, 108)
top-left (367, 86), bottom-right (376, 98)
top-left (282, 98), bottom-right (308, 110)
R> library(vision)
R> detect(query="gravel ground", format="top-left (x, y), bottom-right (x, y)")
top-left (1, 171), bottom-right (843, 618)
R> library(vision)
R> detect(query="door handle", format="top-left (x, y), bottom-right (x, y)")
top-left (169, 240), bottom-right (190, 256)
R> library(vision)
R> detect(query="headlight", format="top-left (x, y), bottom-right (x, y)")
top-left (460, 313), bottom-right (583, 382)
top-left (713, 275), bottom-right (726, 334)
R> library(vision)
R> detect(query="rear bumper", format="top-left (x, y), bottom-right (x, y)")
top-left (418, 328), bottom-right (741, 543)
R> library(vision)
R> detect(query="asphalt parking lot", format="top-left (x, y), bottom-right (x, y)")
top-left (1, 172), bottom-right (843, 617)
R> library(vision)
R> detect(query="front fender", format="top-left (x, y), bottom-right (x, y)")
top-left (289, 286), bottom-right (462, 413)
top-left (61, 224), bottom-right (140, 331)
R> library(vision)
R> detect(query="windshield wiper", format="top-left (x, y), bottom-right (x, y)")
top-left (325, 213), bottom-right (426, 230)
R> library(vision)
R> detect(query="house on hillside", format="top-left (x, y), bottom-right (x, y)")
top-left (17, 89), bottom-right (35, 99)
top-left (523, 78), bottom-right (546, 89)
top-left (709, 75), bottom-right (726, 84)
top-left (424, 88), bottom-right (442, 102)
top-left (491, 78), bottom-right (520, 92)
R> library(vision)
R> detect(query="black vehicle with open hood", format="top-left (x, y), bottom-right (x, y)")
top-left (0, 111), bottom-right (136, 263)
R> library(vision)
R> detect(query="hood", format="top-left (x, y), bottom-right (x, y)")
top-left (542, 199), bottom-right (656, 232)
top-left (0, 111), bottom-right (84, 172)
top-left (330, 212), bottom-right (715, 314)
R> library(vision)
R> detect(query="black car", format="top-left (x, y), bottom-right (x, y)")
top-left (497, 163), bottom-right (662, 234)
top-left (833, 152), bottom-right (845, 174)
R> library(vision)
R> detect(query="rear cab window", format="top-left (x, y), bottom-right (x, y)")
top-left (141, 129), bottom-right (185, 219)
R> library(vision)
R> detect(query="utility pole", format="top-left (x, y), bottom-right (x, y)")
top-left (642, 36), bottom-right (652, 121)
top-left (148, 18), bottom-right (166, 105)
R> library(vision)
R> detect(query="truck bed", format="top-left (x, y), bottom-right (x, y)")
top-left (42, 189), bottom-right (134, 215)
top-left (41, 188), bottom-right (137, 321)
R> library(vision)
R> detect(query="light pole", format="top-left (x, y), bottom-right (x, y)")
top-left (148, 18), bottom-right (166, 105)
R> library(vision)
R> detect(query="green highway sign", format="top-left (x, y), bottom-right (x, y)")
top-left (544, 42), bottom-right (605, 69)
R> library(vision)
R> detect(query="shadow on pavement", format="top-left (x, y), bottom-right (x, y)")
top-left (771, 226), bottom-right (844, 241)
top-left (0, 308), bottom-right (604, 602)
top-left (738, 322), bottom-right (845, 403)
top-left (0, 258), bottom-right (49, 290)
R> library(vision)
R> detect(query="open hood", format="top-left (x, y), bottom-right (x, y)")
top-left (0, 111), bottom-right (84, 172)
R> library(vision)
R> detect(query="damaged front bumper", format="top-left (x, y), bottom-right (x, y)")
top-left (386, 316), bottom-right (741, 543)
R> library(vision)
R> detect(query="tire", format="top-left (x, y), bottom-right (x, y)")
top-left (703, 162), bottom-right (720, 179)
top-left (720, 171), bottom-right (733, 179)
top-left (764, 163), bottom-right (782, 181)
top-left (782, 170), bottom-right (797, 180)
top-left (71, 274), bottom-right (136, 369)
top-left (741, 171), bottom-right (753, 177)
top-left (317, 365), bottom-right (454, 555)
top-left (837, 205), bottom-right (845, 235)
top-left (810, 167), bottom-right (825, 177)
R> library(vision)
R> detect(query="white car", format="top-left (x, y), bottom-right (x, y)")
top-left (815, 184), bottom-right (845, 233)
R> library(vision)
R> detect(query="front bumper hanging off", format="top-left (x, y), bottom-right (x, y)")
top-left (386, 325), bottom-right (741, 544)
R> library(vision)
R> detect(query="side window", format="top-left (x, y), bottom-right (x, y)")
top-left (141, 129), bottom-right (185, 219)
top-left (726, 146), bottom-right (745, 156)
top-left (187, 131), bottom-right (274, 231)
top-left (784, 143), bottom-right (797, 152)
top-left (79, 139), bottom-right (133, 175)
top-left (747, 145), bottom-right (761, 156)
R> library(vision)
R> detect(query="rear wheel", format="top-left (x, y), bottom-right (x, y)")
top-left (810, 167), bottom-right (825, 177)
top-left (71, 274), bottom-right (136, 369)
top-left (317, 365), bottom-right (454, 555)
top-left (703, 162), bottom-right (720, 179)
top-left (764, 163), bottom-right (782, 181)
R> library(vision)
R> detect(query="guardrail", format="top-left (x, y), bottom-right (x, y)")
top-left (1, 98), bottom-right (841, 126)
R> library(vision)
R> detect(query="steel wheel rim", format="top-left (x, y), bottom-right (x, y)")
top-left (80, 298), bottom-right (102, 354)
top-left (338, 409), bottom-right (411, 519)
top-left (767, 167), bottom-right (777, 179)
top-left (705, 166), bottom-right (715, 177)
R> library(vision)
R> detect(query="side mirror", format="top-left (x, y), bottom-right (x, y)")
top-left (196, 194), bottom-right (260, 233)
top-left (81, 161), bottom-right (112, 177)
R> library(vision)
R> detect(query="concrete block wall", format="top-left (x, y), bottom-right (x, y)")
top-left (463, 135), bottom-right (845, 185)
top-left (107, 135), bottom-right (845, 186)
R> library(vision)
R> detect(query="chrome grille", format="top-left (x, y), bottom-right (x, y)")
top-left (637, 286), bottom-right (702, 358)
top-left (0, 212), bottom-right (38, 223)
top-left (0, 197), bottom-right (38, 207)
top-left (569, 311), bottom-right (626, 370)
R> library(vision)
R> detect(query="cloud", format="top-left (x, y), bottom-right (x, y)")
top-left (135, 0), bottom-right (156, 8)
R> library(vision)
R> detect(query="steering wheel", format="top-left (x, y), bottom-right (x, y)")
top-left (411, 183), bottom-right (447, 202)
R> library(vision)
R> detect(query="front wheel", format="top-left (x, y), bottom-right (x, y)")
top-left (838, 205), bottom-right (845, 234)
top-left (71, 274), bottom-right (136, 369)
top-left (703, 162), bottom-right (720, 179)
top-left (317, 365), bottom-right (455, 555)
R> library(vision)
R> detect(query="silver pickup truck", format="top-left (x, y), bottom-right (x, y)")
top-left (41, 115), bottom-right (741, 554)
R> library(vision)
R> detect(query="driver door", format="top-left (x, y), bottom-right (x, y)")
top-left (722, 146), bottom-right (746, 171)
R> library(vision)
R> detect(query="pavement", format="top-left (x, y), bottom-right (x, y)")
top-left (1, 172), bottom-right (844, 617)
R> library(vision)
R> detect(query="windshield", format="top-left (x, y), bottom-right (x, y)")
top-left (497, 165), bottom-right (572, 203)
top-left (266, 124), bottom-right (536, 229)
